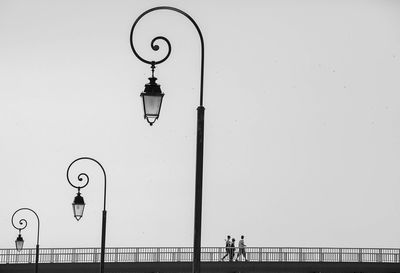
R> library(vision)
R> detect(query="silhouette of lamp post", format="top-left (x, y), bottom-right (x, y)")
top-left (11, 208), bottom-right (40, 273)
top-left (66, 157), bottom-right (107, 273)
top-left (130, 6), bottom-right (205, 273)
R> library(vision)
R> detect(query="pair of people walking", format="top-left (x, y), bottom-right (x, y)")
top-left (221, 235), bottom-right (248, 262)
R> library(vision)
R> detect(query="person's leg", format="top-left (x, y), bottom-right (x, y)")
top-left (238, 249), bottom-right (245, 261)
top-left (221, 251), bottom-right (228, 261)
top-left (235, 250), bottom-right (241, 261)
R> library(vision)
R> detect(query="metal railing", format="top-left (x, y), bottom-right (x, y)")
top-left (0, 247), bottom-right (399, 264)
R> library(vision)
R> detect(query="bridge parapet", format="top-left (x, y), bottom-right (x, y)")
top-left (1, 247), bottom-right (399, 264)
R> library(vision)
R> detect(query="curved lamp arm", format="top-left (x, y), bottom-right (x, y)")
top-left (130, 6), bottom-right (205, 106)
top-left (11, 208), bottom-right (40, 245)
top-left (66, 157), bottom-right (107, 211)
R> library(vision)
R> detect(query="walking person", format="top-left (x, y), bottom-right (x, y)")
top-left (235, 235), bottom-right (248, 261)
top-left (221, 235), bottom-right (231, 261)
top-left (229, 238), bottom-right (236, 262)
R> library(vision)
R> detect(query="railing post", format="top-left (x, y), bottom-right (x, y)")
top-left (299, 248), bottom-right (302, 262)
top-left (115, 248), bottom-right (118, 262)
top-left (358, 248), bottom-right (362, 262)
top-left (50, 248), bottom-right (54, 263)
top-left (134, 248), bottom-right (138, 262)
top-left (319, 248), bottom-right (323, 262)
top-left (6, 249), bottom-right (10, 264)
top-left (339, 248), bottom-right (342, 262)
top-left (259, 248), bottom-right (262, 262)
top-left (72, 248), bottom-right (76, 263)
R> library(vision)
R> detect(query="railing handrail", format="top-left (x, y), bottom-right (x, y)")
top-left (1, 246), bottom-right (399, 264)
top-left (1, 246), bottom-right (399, 250)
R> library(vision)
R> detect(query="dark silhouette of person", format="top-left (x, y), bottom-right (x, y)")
top-left (221, 235), bottom-right (231, 261)
top-left (235, 235), bottom-right (248, 261)
top-left (229, 238), bottom-right (236, 261)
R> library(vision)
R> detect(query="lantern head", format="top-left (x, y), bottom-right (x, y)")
top-left (140, 76), bottom-right (164, 126)
top-left (15, 234), bottom-right (24, 251)
top-left (72, 191), bottom-right (85, 221)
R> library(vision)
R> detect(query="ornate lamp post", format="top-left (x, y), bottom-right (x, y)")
top-left (66, 157), bottom-right (107, 273)
top-left (130, 6), bottom-right (205, 273)
top-left (11, 208), bottom-right (40, 273)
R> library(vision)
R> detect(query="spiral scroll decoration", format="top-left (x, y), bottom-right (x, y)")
top-left (11, 208), bottom-right (40, 244)
top-left (12, 217), bottom-right (27, 231)
top-left (130, 11), bottom-right (173, 66)
top-left (66, 158), bottom-right (90, 190)
top-left (66, 157), bottom-right (107, 210)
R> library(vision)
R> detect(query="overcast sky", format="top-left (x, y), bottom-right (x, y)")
top-left (1, 0), bottom-right (400, 250)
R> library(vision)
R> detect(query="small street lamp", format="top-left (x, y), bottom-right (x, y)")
top-left (11, 208), bottom-right (40, 273)
top-left (15, 234), bottom-right (24, 251)
top-left (72, 190), bottom-right (85, 221)
top-left (130, 6), bottom-right (205, 273)
top-left (140, 62), bottom-right (164, 126)
top-left (66, 157), bottom-right (107, 273)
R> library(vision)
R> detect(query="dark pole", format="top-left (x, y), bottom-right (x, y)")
top-left (66, 157), bottom-right (107, 273)
top-left (130, 7), bottom-right (205, 273)
top-left (100, 210), bottom-right (107, 273)
top-left (193, 106), bottom-right (205, 273)
top-left (35, 243), bottom-right (39, 273)
top-left (11, 208), bottom-right (40, 273)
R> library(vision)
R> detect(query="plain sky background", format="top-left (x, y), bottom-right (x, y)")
top-left (1, 0), bottom-right (400, 249)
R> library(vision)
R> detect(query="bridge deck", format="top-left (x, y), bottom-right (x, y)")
top-left (1, 261), bottom-right (400, 273)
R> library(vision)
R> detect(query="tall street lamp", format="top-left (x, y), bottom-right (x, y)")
top-left (130, 6), bottom-right (205, 273)
top-left (11, 208), bottom-right (40, 273)
top-left (66, 157), bottom-right (107, 273)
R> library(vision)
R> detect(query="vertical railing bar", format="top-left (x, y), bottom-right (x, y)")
top-left (299, 248), bottom-right (303, 262)
top-left (72, 248), bottom-right (75, 263)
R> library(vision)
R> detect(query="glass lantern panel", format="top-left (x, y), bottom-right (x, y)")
top-left (143, 95), bottom-right (163, 116)
top-left (73, 204), bottom-right (85, 221)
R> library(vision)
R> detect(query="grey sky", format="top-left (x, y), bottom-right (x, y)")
top-left (1, 0), bottom-right (400, 249)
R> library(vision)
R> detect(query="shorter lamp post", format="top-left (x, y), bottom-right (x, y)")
top-left (11, 208), bottom-right (40, 273)
top-left (66, 157), bottom-right (107, 273)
